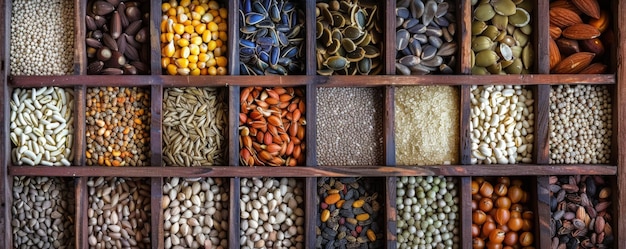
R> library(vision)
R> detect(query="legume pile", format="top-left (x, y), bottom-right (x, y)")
top-left (317, 177), bottom-right (383, 248)
top-left (549, 85), bottom-right (612, 164)
top-left (86, 87), bottom-right (150, 166)
top-left (316, 88), bottom-right (383, 166)
top-left (395, 86), bottom-right (459, 165)
top-left (163, 87), bottom-right (227, 166)
top-left (241, 177), bottom-right (304, 249)
top-left (87, 177), bottom-right (151, 249)
top-left (471, 177), bottom-right (535, 248)
top-left (396, 176), bottom-right (459, 248)
top-left (10, 87), bottom-right (74, 166)
top-left (161, 0), bottom-right (228, 75)
top-left (10, 0), bottom-right (74, 75)
top-left (470, 85), bottom-right (534, 164)
top-left (163, 177), bottom-right (229, 249)
top-left (12, 176), bottom-right (75, 249)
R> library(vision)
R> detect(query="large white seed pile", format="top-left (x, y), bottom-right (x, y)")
top-left (10, 0), bottom-right (75, 75)
top-left (395, 86), bottom-right (459, 165)
top-left (550, 85), bottom-right (612, 164)
top-left (470, 85), bottom-right (534, 164)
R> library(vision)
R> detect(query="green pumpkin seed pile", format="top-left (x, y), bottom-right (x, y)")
top-left (471, 0), bottom-right (533, 74)
top-left (316, 0), bottom-right (383, 75)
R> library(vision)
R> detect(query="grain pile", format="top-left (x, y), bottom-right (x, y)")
top-left (395, 86), bottom-right (459, 165)
top-left (316, 88), bottom-right (383, 165)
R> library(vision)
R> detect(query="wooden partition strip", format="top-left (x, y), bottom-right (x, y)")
top-left (0, 0), bottom-right (8, 246)
top-left (385, 176), bottom-right (397, 249)
top-left (460, 177), bottom-right (471, 249)
top-left (304, 177), bottom-right (317, 248)
top-left (305, 83), bottom-right (317, 166)
top-left (536, 176), bottom-right (551, 249)
top-left (228, 177), bottom-right (241, 249)
top-left (149, 1), bottom-right (162, 75)
top-left (460, 85), bottom-right (471, 164)
top-left (228, 0), bottom-right (238, 76)
top-left (384, 86), bottom-right (395, 166)
top-left (150, 85), bottom-right (163, 166)
top-left (74, 85), bottom-right (86, 166)
top-left (75, 0), bottom-right (86, 75)
top-left (458, 0), bottom-right (472, 75)
top-left (305, 0), bottom-right (316, 75)
top-left (535, 0), bottom-right (549, 74)
top-left (151, 177), bottom-right (164, 249)
top-left (535, 85), bottom-right (550, 164)
top-left (229, 86), bottom-right (240, 166)
top-left (613, 1), bottom-right (626, 248)
top-left (384, 1), bottom-right (395, 75)
top-left (75, 177), bottom-right (89, 249)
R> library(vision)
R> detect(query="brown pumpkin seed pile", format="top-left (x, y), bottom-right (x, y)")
top-left (12, 176), bottom-right (75, 248)
top-left (317, 177), bottom-right (383, 248)
top-left (316, 0), bottom-right (383, 75)
top-left (549, 175), bottom-right (613, 248)
top-left (471, 0), bottom-right (534, 74)
top-left (85, 87), bottom-right (151, 167)
top-left (549, 85), bottom-right (612, 164)
top-left (395, 0), bottom-right (457, 75)
top-left (316, 87), bottom-right (384, 166)
top-left (163, 87), bottom-right (228, 166)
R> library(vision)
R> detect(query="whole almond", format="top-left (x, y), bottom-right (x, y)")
top-left (549, 38), bottom-right (561, 70)
top-left (550, 7), bottom-right (583, 28)
top-left (562, 23), bottom-right (601, 40)
top-left (552, 52), bottom-right (595, 74)
top-left (572, 0), bottom-right (601, 19)
top-left (550, 0), bottom-right (583, 14)
top-left (550, 25), bottom-right (562, 39)
top-left (595, 216), bottom-right (605, 232)
top-left (579, 63), bottom-right (607, 74)
top-left (580, 38), bottom-right (605, 56)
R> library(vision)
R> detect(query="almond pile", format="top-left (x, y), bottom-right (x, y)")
top-left (549, 0), bottom-right (611, 74)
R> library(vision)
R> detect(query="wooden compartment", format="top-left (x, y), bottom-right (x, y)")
top-left (2, 0), bottom-right (626, 248)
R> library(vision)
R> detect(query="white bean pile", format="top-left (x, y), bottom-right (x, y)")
top-left (10, 87), bottom-right (74, 166)
top-left (240, 177), bottom-right (304, 249)
top-left (550, 85), bottom-right (612, 164)
top-left (470, 85), bottom-right (534, 164)
top-left (10, 0), bottom-right (74, 75)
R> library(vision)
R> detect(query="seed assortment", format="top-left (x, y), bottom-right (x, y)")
top-left (12, 177), bottom-right (75, 248)
top-left (317, 177), bottom-right (383, 248)
top-left (549, 85), bottom-right (611, 164)
top-left (240, 177), bottom-right (304, 248)
top-left (239, 87), bottom-right (306, 166)
top-left (316, 87), bottom-right (383, 166)
top-left (10, 0), bottom-right (74, 75)
top-left (163, 177), bottom-right (229, 249)
top-left (471, 177), bottom-right (535, 248)
top-left (549, 175), bottom-right (613, 248)
top-left (161, 0), bottom-right (228, 75)
top-left (395, 86), bottom-right (459, 165)
top-left (86, 87), bottom-right (151, 166)
top-left (315, 0), bottom-right (383, 75)
top-left (470, 85), bottom-right (534, 164)
top-left (549, 0), bottom-right (611, 73)
top-left (396, 176), bottom-right (459, 248)
top-left (86, 0), bottom-right (150, 75)
top-left (395, 0), bottom-right (457, 75)
top-left (10, 87), bottom-right (74, 166)
top-left (87, 177), bottom-right (151, 249)
top-left (239, 0), bottom-right (305, 75)
top-left (163, 87), bottom-right (228, 166)
top-left (471, 0), bottom-right (533, 74)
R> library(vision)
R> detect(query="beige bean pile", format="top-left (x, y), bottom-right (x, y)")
top-left (88, 177), bottom-right (151, 249)
top-left (395, 86), bottom-right (459, 165)
top-left (12, 176), bottom-right (75, 249)
top-left (316, 88), bottom-right (384, 165)
top-left (10, 87), bottom-right (74, 166)
top-left (550, 85), bottom-right (612, 164)
top-left (163, 177), bottom-right (229, 249)
top-left (10, 0), bottom-right (74, 75)
top-left (163, 87), bottom-right (228, 166)
top-left (470, 85), bottom-right (534, 164)
top-left (240, 177), bottom-right (304, 249)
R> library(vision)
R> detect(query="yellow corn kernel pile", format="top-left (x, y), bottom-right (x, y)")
top-left (161, 0), bottom-right (228, 76)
